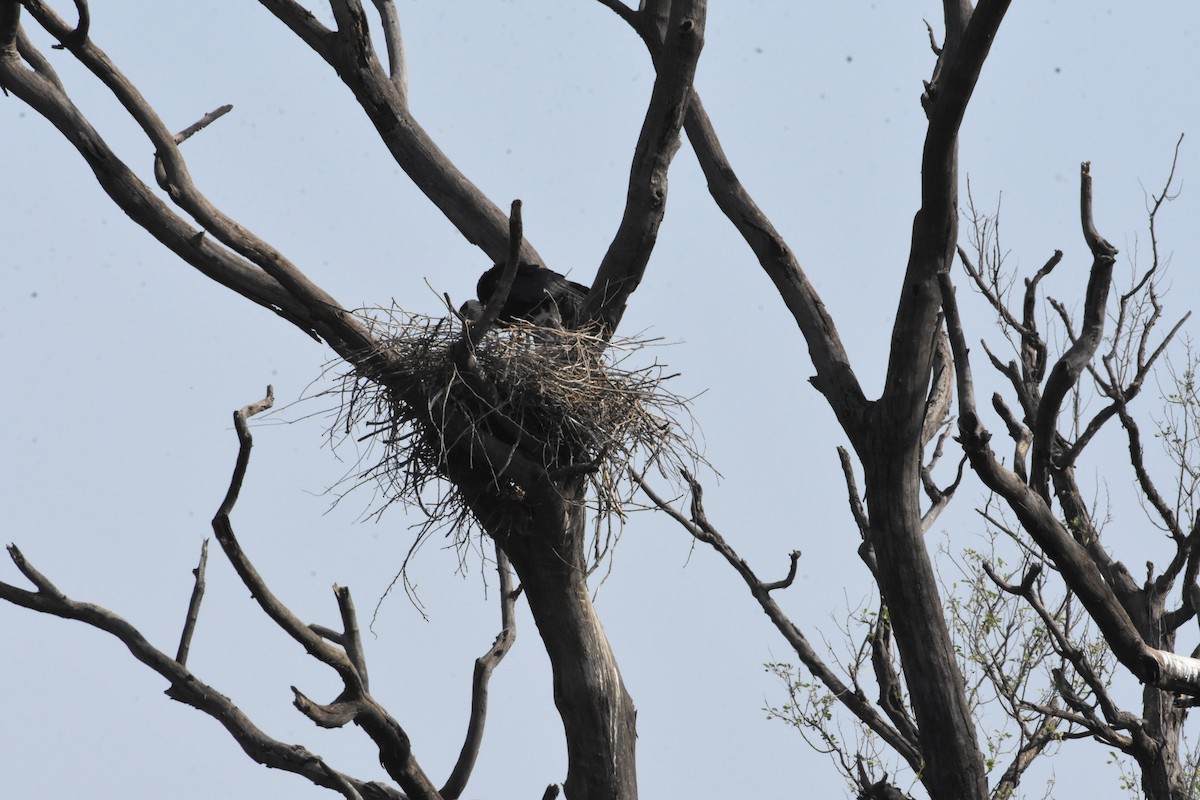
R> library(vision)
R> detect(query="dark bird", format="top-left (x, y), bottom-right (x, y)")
top-left (463, 262), bottom-right (589, 328)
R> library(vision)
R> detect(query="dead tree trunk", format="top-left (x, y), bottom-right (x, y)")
top-left (861, 440), bottom-right (989, 800)
top-left (505, 482), bottom-right (637, 800)
top-left (452, 468), bottom-right (637, 800)
top-left (1135, 594), bottom-right (1189, 800)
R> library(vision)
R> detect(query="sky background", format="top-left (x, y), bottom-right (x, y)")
top-left (3, 2), bottom-right (1200, 798)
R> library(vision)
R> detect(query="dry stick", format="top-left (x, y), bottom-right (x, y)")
top-left (175, 538), bottom-right (209, 666)
top-left (440, 544), bottom-right (518, 800)
top-left (173, 104), bottom-right (233, 145)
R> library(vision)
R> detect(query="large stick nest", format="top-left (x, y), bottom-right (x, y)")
top-left (325, 304), bottom-right (700, 563)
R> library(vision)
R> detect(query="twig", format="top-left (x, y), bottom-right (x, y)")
top-left (173, 104), bottom-right (233, 145)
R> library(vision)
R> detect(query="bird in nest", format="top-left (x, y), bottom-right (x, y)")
top-left (461, 263), bottom-right (589, 329)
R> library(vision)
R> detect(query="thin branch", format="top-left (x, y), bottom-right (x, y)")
top-left (212, 388), bottom-right (442, 798)
top-left (175, 538), bottom-right (209, 666)
top-left (440, 545), bottom-right (518, 800)
top-left (838, 447), bottom-right (871, 537)
top-left (173, 104), bottom-right (233, 145)
top-left (1062, 314), bottom-right (1189, 469)
top-left (0, 11), bottom-right (317, 336)
top-left (466, 200), bottom-right (523, 341)
top-left (370, 0), bottom-right (408, 102)
top-left (1028, 163), bottom-right (1119, 497)
top-left (335, 585), bottom-right (370, 691)
top-left (869, 610), bottom-right (921, 749)
top-left (258, 0), bottom-right (543, 269)
top-left (0, 543), bottom-right (405, 799)
top-left (636, 472), bottom-right (923, 771)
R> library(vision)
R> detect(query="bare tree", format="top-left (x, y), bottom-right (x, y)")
top-left (2, 3), bottom-right (1199, 800)
top-left (939, 147), bottom-right (1200, 800)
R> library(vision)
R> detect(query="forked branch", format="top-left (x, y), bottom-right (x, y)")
top-left (635, 472), bottom-right (922, 770)
top-left (0, 546), bottom-right (401, 799)
top-left (940, 166), bottom-right (1200, 694)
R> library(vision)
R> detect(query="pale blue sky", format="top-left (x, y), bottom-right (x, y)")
top-left (3, 3), bottom-right (1200, 798)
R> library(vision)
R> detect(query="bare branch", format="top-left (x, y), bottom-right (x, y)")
top-left (440, 545), bottom-right (518, 799)
top-left (254, 0), bottom-right (335, 57)
top-left (1028, 163), bottom-right (1119, 497)
top-left (684, 90), bottom-right (870, 435)
top-left (838, 447), bottom-right (871, 538)
top-left (258, 0), bottom-right (543, 269)
top-left (922, 325), bottom-right (955, 448)
top-left (49, 0), bottom-right (89, 50)
top-left (0, 9), bottom-right (318, 336)
top-left (761, 550), bottom-right (802, 592)
top-left (635, 473), bottom-right (923, 771)
top-left (212, 388), bottom-right (442, 798)
top-left (466, 201), bottom-right (524, 341)
top-left (869, 611), bottom-right (921, 749)
top-left (335, 585), bottom-right (370, 691)
top-left (595, 0), bottom-right (638, 29)
top-left (584, 1), bottom-right (706, 334)
top-left (370, 0), bottom-right (408, 101)
top-left (173, 103), bottom-right (233, 145)
top-left (0, 543), bottom-right (406, 799)
top-left (175, 539), bottom-right (209, 666)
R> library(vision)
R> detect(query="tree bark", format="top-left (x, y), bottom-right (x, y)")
top-left (1135, 590), bottom-right (1188, 800)
top-left (497, 478), bottom-right (638, 800)
top-left (862, 435), bottom-right (989, 800)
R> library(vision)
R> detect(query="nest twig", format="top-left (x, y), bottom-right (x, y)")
top-left (320, 303), bottom-right (700, 570)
